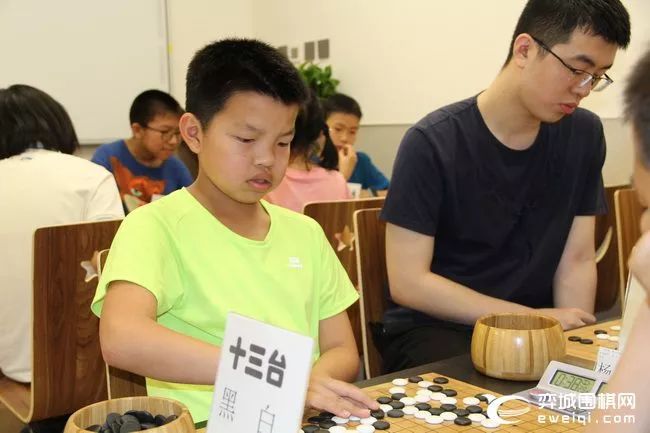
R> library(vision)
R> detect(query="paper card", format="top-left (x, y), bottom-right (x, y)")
top-left (594, 347), bottom-right (621, 379)
top-left (347, 182), bottom-right (362, 199)
top-left (207, 312), bottom-right (314, 433)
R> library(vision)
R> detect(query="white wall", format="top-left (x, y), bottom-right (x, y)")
top-left (167, 0), bottom-right (254, 105)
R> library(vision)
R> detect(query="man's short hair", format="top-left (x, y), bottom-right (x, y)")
top-left (185, 38), bottom-right (307, 127)
top-left (323, 93), bottom-right (362, 120)
top-left (504, 0), bottom-right (630, 66)
top-left (129, 89), bottom-right (183, 126)
top-left (625, 49), bottom-right (650, 167)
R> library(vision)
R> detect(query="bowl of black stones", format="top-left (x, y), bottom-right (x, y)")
top-left (63, 396), bottom-right (195, 433)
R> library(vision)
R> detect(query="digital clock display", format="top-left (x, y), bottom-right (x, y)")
top-left (550, 370), bottom-right (596, 393)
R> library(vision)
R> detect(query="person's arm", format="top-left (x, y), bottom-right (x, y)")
top-left (386, 222), bottom-right (595, 328)
top-left (553, 216), bottom-right (598, 317)
top-left (305, 311), bottom-right (378, 418)
top-left (362, 153), bottom-right (389, 191)
top-left (99, 280), bottom-right (220, 384)
top-left (91, 145), bottom-right (113, 173)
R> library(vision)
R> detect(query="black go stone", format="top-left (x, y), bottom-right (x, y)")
top-left (391, 393), bottom-right (407, 400)
top-left (427, 384), bottom-right (443, 392)
top-left (433, 376), bottom-right (449, 384)
top-left (141, 424), bottom-right (157, 430)
top-left (319, 411), bottom-right (335, 418)
top-left (440, 403), bottom-right (457, 412)
top-left (442, 389), bottom-right (458, 397)
top-left (120, 422), bottom-right (141, 433)
top-left (387, 409), bottom-right (404, 418)
top-left (319, 420), bottom-right (336, 429)
top-left (154, 415), bottom-right (167, 426)
top-left (124, 410), bottom-right (154, 425)
top-left (475, 394), bottom-right (489, 402)
top-left (315, 430), bottom-right (329, 433)
top-left (594, 329), bottom-right (608, 335)
top-left (454, 409), bottom-right (470, 417)
top-left (370, 409), bottom-right (385, 419)
top-left (466, 405), bottom-right (483, 414)
top-left (415, 403), bottom-right (431, 411)
top-left (165, 415), bottom-right (177, 424)
top-left (85, 426), bottom-right (102, 433)
top-left (429, 407), bottom-right (444, 416)
top-left (307, 416), bottom-right (329, 424)
top-left (408, 376), bottom-right (424, 383)
top-left (377, 396), bottom-right (392, 404)
top-left (373, 420), bottom-right (391, 430)
top-left (454, 417), bottom-right (472, 426)
top-left (302, 426), bottom-right (320, 433)
top-left (580, 338), bottom-right (594, 345)
top-left (389, 401), bottom-right (405, 409)
top-left (568, 336), bottom-right (582, 342)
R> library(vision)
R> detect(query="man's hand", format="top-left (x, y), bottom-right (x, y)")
top-left (305, 373), bottom-right (379, 419)
top-left (537, 307), bottom-right (596, 330)
top-left (338, 145), bottom-right (358, 180)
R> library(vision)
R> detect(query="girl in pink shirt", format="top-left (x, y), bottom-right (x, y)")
top-left (266, 89), bottom-right (350, 212)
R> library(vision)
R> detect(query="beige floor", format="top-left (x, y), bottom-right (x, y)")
top-left (0, 402), bottom-right (25, 433)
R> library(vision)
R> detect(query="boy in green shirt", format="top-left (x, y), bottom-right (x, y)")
top-left (92, 38), bottom-right (377, 422)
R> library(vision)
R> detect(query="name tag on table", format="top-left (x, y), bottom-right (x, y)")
top-left (207, 312), bottom-right (314, 433)
top-left (594, 347), bottom-right (621, 380)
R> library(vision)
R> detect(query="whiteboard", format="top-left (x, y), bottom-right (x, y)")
top-left (0, 0), bottom-right (169, 144)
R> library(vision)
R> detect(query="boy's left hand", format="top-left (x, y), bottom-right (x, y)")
top-left (630, 231), bottom-right (650, 297)
top-left (305, 373), bottom-right (379, 419)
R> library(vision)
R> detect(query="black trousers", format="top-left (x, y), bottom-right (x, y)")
top-left (376, 323), bottom-right (473, 374)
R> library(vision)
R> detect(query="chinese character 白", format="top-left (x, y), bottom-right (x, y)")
top-left (257, 405), bottom-right (275, 433)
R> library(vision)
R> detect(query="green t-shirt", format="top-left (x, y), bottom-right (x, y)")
top-left (91, 188), bottom-right (358, 422)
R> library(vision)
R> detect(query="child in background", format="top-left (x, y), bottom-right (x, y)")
top-left (92, 38), bottom-right (377, 422)
top-left (0, 84), bottom-right (123, 384)
top-left (266, 88), bottom-right (350, 212)
top-left (588, 47), bottom-right (650, 433)
top-left (92, 90), bottom-right (192, 213)
top-left (324, 93), bottom-right (389, 192)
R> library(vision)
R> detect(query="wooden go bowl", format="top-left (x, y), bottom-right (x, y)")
top-left (471, 313), bottom-right (566, 381)
top-left (63, 396), bottom-right (195, 433)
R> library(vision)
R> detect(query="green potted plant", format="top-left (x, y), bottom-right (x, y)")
top-left (298, 62), bottom-right (340, 99)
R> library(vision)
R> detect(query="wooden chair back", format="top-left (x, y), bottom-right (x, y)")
top-left (614, 188), bottom-right (645, 304)
top-left (303, 197), bottom-right (385, 354)
top-left (594, 184), bottom-right (628, 312)
top-left (96, 250), bottom-right (148, 399)
top-left (0, 220), bottom-right (121, 423)
top-left (353, 208), bottom-right (388, 379)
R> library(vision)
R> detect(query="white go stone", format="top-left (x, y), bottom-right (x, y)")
top-left (332, 416), bottom-right (349, 424)
top-left (402, 406), bottom-right (418, 416)
top-left (610, 325), bottom-right (621, 331)
top-left (328, 426), bottom-right (347, 433)
top-left (481, 418), bottom-right (501, 428)
top-left (349, 415), bottom-right (361, 422)
top-left (414, 394), bottom-right (431, 403)
top-left (440, 397), bottom-right (457, 405)
top-left (400, 397), bottom-right (417, 406)
top-left (418, 380), bottom-right (434, 388)
top-left (609, 335), bottom-right (619, 342)
top-left (462, 397), bottom-right (481, 406)
top-left (355, 424), bottom-right (375, 433)
top-left (468, 413), bottom-right (487, 423)
top-left (425, 415), bottom-right (444, 424)
top-left (388, 386), bottom-right (405, 395)
top-left (415, 410), bottom-right (430, 419)
top-left (597, 333), bottom-right (609, 340)
top-left (440, 411), bottom-right (458, 421)
top-left (430, 392), bottom-right (446, 401)
top-left (416, 389), bottom-right (433, 396)
top-left (379, 404), bottom-right (392, 413)
top-left (391, 378), bottom-right (409, 386)
top-left (360, 417), bottom-right (376, 425)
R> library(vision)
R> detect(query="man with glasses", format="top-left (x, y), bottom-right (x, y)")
top-left (92, 89), bottom-right (192, 213)
top-left (379, 0), bottom-right (631, 372)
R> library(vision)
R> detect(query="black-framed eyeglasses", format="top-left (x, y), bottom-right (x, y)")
top-left (531, 36), bottom-right (613, 92)
top-left (144, 125), bottom-right (181, 141)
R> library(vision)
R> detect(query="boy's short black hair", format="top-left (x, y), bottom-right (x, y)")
top-left (323, 93), bottom-right (362, 120)
top-left (625, 48), bottom-right (650, 167)
top-left (0, 84), bottom-right (79, 159)
top-left (504, 0), bottom-right (630, 66)
top-left (129, 89), bottom-right (183, 126)
top-left (186, 38), bottom-right (307, 127)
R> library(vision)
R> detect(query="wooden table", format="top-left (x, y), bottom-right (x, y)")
top-left (564, 319), bottom-right (620, 367)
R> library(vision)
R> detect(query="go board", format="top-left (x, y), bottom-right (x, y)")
top-left (564, 320), bottom-right (621, 365)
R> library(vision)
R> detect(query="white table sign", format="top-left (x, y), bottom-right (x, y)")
top-left (207, 312), bottom-right (314, 433)
top-left (594, 347), bottom-right (621, 380)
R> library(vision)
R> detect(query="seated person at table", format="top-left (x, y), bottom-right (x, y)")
top-left (92, 89), bottom-right (192, 213)
top-left (0, 84), bottom-right (123, 383)
top-left (588, 47), bottom-right (650, 433)
top-left (324, 93), bottom-right (389, 192)
top-left (92, 38), bottom-right (378, 422)
top-left (266, 88), bottom-right (350, 212)
top-left (380, 0), bottom-right (630, 372)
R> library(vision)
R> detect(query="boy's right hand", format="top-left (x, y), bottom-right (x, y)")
top-left (306, 373), bottom-right (379, 419)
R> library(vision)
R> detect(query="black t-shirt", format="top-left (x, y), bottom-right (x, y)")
top-left (381, 96), bottom-right (606, 328)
